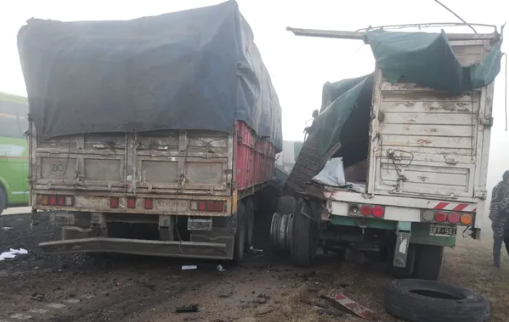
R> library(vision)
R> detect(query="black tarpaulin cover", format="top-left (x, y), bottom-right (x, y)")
top-left (17, 0), bottom-right (283, 152)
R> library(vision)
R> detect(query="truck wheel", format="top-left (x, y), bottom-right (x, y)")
top-left (290, 198), bottom-right (318, 267)
top-left (415, 245), bottom-right (444, 280)
top-left (0, 185), bottom-right (6, 215)
top-left (387, 243), bottom-right (416, 278)
top-left (244, 198), bottom-right (255, 248)
top-left (233, 202), bottom-right (247, 264)
top-left (385, 279), bottom-right (489, 322)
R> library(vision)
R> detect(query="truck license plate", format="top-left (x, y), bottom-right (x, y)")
top-left (429, 224), bottom-right (457, 237)
top-left (187, 218), bottom-right (213, 231)
top-left (156, 200), bottom-right (187, 211)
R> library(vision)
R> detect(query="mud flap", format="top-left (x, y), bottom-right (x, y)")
top-left (393, 221), bottom-right (411, 268)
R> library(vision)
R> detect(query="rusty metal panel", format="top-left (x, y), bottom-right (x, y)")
top-left (284, 134), bottom-right (321, 194)
top-left (368, 39), bottom-right (494, 200)
top-left (31, 128), bottom-right (235, 213)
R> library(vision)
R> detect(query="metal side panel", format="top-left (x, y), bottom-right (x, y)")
top-left (368, 39), bottom-right (493, 200)
top-left (32, 129), bottom-right (234, 197)
top-left (34, 133), bottom-right (127, 192)
top-left (134, 130), bottom-right (233, 195)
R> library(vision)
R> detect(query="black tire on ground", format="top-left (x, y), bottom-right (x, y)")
top-left (233, 202), bottom-right (247, 264)
top-left (0, 185), bottom-right (6, 215)
top-left (385, 279), bottom-right (489, 322)
top-left (391, 243), bottom-right (416, 278)
top-left (290, 198), bottom-right (318, 267)
top-left (276, 196), bottom-right (296, 215)
top-left (415, 245), bottom-right (444, 280)
top-left (244, 198), bottom-right (255, 248)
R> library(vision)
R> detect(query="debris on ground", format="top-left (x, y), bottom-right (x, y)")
top-left (1, 227), bottom-right (14, 231)
top-left (249, 246), bottom-right (263, 254)
top-left (181, 265), bottom-right (197, 270)
top-left (0, 248), bottom-right (28, 260)
top-left (316, 308), bottom-right (344, 317)
top-left (176, 304), bottom-right (199, 313)
top-left (322, 294), bottom-right (378, 320)
top-left (216, 264), bottom-right (226, 272)
top-left (30, 292), bottom-right (45, 301)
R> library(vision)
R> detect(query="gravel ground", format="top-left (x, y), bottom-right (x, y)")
top-left (0, 211), bottom-right (508, 322)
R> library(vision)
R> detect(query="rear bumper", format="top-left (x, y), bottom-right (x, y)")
top-left (39, 237), bottom-right (231, 260)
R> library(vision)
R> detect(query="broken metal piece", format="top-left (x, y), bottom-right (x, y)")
top-left (324, 294), bottom-right (378, 320)
top-left (175, 303), bottom-right (199, 313)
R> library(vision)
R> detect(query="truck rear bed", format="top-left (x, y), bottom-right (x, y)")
top-left (368, 38), bottom-right (493, 201)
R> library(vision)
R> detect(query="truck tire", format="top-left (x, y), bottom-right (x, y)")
top-left (233, 202), bottom-right (247, 264)
top-left (276, 196), bottom-right (295, 214)
top-left (385, 279), bottom-right (489, 322)
top-left (415, 245), bottom-right (444, 280)
top-left (0, 185), bottom-right (6, 215)
top-left (244, 198), bottom-right (255, 248)
top-left (290, 198), bottom-right (318, 267)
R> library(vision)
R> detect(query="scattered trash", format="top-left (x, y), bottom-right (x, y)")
top-left (30, 292), bottom-right (45, 301)
top-left (321, 294), bottom-right (377, 320)
top-left (249, 246), bottom-right (263, 254)
top-left (299, 297), bottom-right (330, 310)
top-left (218, 292), bottom-right (233, 299)
top-left (0, 248), bottom-right (28, 261)
top-left (176, 303), bottom-right (199, 313)
top-left (254, 308), bottom-right (274, 317)
top-left (1, 227), bottom-right (14, 231)
top-left (181, 265), bottom-right (197, 270)
top-left (317, 308), bottom-right (344, 317)
top-left (216, 265), bottom-right (226, 272)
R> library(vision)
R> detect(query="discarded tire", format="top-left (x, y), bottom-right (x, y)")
top-left (385, 279), bottom-right (489, 322)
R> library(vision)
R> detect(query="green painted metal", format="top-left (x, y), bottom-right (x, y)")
top-left (331, 215), bottom-right (397, 230)
top-left (0, 92), bottom-right (30, 208)
top-left (330, 215), bottom-right (456, 247)
top-left (397, 221), bottom-right (412, 232)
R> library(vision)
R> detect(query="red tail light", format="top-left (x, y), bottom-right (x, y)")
top-left (447, 212), bottom-right (460, 224)
top-left (435, 212), bottom-right (447, 222)
top-left (38, 195), bottom-right (74, 207)
top-left (144, 198), bottom-right (153, 210)
top-left (127, 198), bottom-right (136, 209)
top-left (110, 197), bottom-right (119, 208)
top-left (192, 200), bottom-right (225, 212)
top-left (372, 206), bottom-right (384, 218)
top-left (360, 205), bottom-right (372, 216)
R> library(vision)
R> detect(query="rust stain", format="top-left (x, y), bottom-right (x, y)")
top-left (416, 139), bottom-right (432, 145)
top-left (427, 102), bottom-right (470, 112)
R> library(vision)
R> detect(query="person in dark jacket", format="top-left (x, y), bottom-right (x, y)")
top-left (489, 170), bottom-right (509, 268)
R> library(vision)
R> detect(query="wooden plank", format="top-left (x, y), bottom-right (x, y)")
top-left (381, 134), bottom-right (473, 149)
top-left (378, 123), bottom-right (473, 137)
top-left (381, 91), bottom-right (479, 103)
top-left (383, 112), bottom-right (475, 125)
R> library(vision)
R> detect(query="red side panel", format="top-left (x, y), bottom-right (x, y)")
top-left (234, 121), bottom-right (275, 191)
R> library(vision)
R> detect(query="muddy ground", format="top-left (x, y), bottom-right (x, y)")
top-left (0, 211), bottom-right (508, 322)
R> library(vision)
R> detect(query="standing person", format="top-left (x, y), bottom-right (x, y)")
top-left (489, 170), bottom-right (509, 268)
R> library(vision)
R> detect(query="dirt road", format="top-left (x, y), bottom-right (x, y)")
top-left (0, 212), bottom-right (507, 322)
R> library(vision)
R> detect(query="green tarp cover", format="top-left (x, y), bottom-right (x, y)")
top-left (365, 30), bottom-right (503, 94)
top-left (312, 31), bottom-right (503, 159)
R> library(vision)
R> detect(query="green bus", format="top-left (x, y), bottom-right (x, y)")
top-left (0, 91), bottom-right (29, 214)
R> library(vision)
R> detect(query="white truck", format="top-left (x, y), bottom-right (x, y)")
top-left (271, 24), bottom-right (503, 280)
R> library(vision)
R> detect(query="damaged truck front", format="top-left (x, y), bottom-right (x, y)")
top-left (18, 1), bottom-right (282, 262)
top-left (271, 26), bottom-right (503, 280)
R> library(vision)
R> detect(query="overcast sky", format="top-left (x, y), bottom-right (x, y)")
top-left (1, 0), bottom-right (508, 190)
